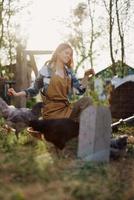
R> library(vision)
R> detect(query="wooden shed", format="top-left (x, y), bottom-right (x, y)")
top-left (109, 81), bottom-right (134, 119)
top-left (94, 61), bottom-right (134, 100)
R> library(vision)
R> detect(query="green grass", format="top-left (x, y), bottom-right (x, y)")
top-left (0, 118), bottom-right (134, 200)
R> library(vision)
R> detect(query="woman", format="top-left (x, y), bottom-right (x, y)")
top-left (8, 43), bottom-right (95, 122)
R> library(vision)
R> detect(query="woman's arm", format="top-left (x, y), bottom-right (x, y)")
top-left (71, 68), bottom-right (95, 95)
top-left (24, 74), bottom-right (44, 97)
top-left (8, 88), bottom-right (26, 97)
top-left (8, 65), bottom-right (51, 98)
top-left (8, 75), bottom-right (43, 98)
top-left (81, 68), bottom-right (95, 88)
top-left (8, 65), bottom-right (48, 98)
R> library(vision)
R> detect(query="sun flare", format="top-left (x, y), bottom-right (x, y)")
top-left (27, 0), bottom-right (80, 50)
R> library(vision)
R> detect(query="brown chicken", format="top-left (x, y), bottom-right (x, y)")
top-left (29, 118), bottom-right (79, 150)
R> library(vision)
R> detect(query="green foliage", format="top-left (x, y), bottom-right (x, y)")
top-left (87, 89), bottom-right (108, 106)
top-left (0, 117), bottom-right (134, 199)
top-left (10, 191), bottom-right (25, 200)
top-left (96, 60), bottom-right (134, 79)
top-left (26, 98), bottom-right (37, 109)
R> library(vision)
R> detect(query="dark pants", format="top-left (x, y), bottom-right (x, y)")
top-left (69, 96), bottom-right (93, 122)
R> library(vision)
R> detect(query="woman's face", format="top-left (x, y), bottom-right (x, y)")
top-left (57, 47), bottom-right (73, 65)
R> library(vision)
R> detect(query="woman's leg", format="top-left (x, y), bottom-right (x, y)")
top-left (69, 96), bottom-right (93, 122)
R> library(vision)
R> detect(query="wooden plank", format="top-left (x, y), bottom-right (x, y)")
top-left (24, 50), bottom-right (53, 55)
top-left (29, 53), bottom-right (38, 77)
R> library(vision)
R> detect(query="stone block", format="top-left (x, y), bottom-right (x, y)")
top-left (77, 105), bottom-right (112, 162)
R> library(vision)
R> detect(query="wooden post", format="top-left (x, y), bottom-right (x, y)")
top-left (13, 47), bottom-right (53, 108)
top-left (13, 45), bottom-right (23, 107)
top-left (14, 45), bottom-right (28, 107)
top-left (29, 53), bottom-right (38, 78)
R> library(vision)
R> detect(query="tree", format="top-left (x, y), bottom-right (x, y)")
top-left (0, 0), bottom-right (31, 77)
top-left (65, 1), bottom-right (102, 75)
top-left (87, 0), bottom-right (97, 69)
top-left (115, 0), bottom-right (131, 76)
top-left (102, 0), bottom-right (131, 77)
top-left (67, 3), bottom-right (88, 73)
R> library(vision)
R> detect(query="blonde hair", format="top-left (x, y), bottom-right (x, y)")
top-left (45, 43), bottom-right (73, 69)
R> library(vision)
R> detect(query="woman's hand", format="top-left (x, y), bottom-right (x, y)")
top-left (8, 88), bottom-right (27, 97)
top-left (84, 68), bottom-right (95, 77)
top-left (8, 88), bottom-right (17, 96)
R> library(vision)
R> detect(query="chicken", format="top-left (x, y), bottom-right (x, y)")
top-left (29, 118), bottom-right (79, 150)
top-left (0, 97), bottom-right (43, 137)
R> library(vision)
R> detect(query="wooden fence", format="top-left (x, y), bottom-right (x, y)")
top-left (13, 45), bottom-right (53, 107)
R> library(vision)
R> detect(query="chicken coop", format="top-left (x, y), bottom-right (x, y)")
top-left (109, 81), bottom-right (134, 119)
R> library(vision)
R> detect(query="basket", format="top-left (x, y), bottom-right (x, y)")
top-left (27, 127), bottom-right (43, 140)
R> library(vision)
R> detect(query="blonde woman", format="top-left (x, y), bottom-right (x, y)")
top-left (8, 43), bottom-right (95, 122)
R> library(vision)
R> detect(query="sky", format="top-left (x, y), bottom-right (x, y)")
top-left (27, 0), bottom-right (73, 70)
top-left (27, 0), bottom-right (81, 50)
top-left (24, 0), bottom-right (93, 77)
top-left (25, 0), bottom-right (107, 76)
top-left (20, 0), bottom-right (134, 77)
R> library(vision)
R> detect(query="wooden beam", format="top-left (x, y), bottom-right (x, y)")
top-left (29, 53), bottom-right (38, 77)
top-left (24, 50), bottom-right (53, 55)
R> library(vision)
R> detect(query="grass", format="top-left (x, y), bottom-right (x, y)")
top-left (0, 118), bottom-right (134, 200)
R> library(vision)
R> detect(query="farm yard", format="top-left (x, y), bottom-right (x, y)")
top-left (0, 118), bottom-right (134, 200)
top-left (1, 0), bottom-right (134, 199)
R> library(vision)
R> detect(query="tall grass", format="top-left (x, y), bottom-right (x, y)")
top-left (0, 117), bottom-right (134, 199)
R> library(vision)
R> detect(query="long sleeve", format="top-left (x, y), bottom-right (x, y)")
top-left (24, 74), bottom-right (44, 97)
top-left (71, 73), bottom-right (86, 95)
top-left (65, 67), bottom-right (86, 95)
top-left (24, 65), bottom-right (51, 98)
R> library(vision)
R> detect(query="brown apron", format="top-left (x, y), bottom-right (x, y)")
top-left (41, 74), bottom-right (72, 119)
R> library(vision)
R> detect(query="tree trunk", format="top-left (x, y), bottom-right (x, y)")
top-left (109, 0), bottom-right (116, 76)
top-left (115, 0), bottom-right (125, 77)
